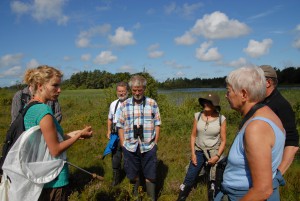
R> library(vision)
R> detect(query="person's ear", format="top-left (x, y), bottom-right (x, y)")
top-left (241, 89), bottom-right (248, 102)
top-left (265, 78), bottom-right (272, 88)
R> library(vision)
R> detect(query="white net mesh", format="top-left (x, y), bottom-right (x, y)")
top-left (2, 126), bottom-right (66, 201)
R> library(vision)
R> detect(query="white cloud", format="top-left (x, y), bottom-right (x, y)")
top-left (164, 2), bottom-right (203, 18)
top-left (118, 65), bottom-right (136, 73)
top-left (164, 60), bottom-right (190, 69)
top-left (227, 57), bottom-right (252, 68)
top-left (147, 43), bottom-right (164, 59)
top-left (78, 24), bottom-right (111, 38)
top-left (146, 8), bottom-right (155, 15)
top-left (181, 3), bottom-right (203, 18)
top-left (26, 59), bottom-right (39, 68)
top-left (164, 2), bottom-right (176, 15)
top-left (0, 66), bottom-right (22, 78)
top-left (292, 38), bottom-right (300, 49)
top-left (0, 53), bottom-right (23, 68)
top-left (76, 38), bottom-right (90, 48)
top-left (243, 38), bottom-right (273, 58)
top-left (133, 22), bottom-right (141, 30)
top-left (81, 54), bottom-right (91, 61)
top-left (94, 51), bottom-right (117, 65)
top-left (293, 24), bottom-right (300, 49)
top-left (148, 51), bottom-right (164, 59)
top-left (175, 71), bottom-right (185, 77)
top-left (108, 27), bottom-right (136, 46)
top-left (248, 5), bottom-right (282, 20)
top-left (147, 43), bottom-right (160, 51)
top-left (11, 1), bottom-right (30, 15)
top-left (191, 11), bottom-right (250, 39)
top-left (11, 0), bottom-right (69, 25)
top-left (195, 41), bottom-right (222, 61)
top-left (174, 32), bottom-right (197, 45)
top-left (63, 56), bottom-right (72, 61)
top-left (76, 24), bottom-right (111, 48)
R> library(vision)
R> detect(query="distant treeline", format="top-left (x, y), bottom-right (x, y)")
top-left (4, 67), bottom-right (300, 90)
top-left (159, 66), bottom-right (300, 89)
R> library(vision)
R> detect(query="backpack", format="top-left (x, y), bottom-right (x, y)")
top-left (21, 92), bottom-right (55, 115)
top-left (0, 101), bottom-right (40, 175)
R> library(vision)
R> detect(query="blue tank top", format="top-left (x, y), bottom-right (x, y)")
top-left (222, 117), bottom-right (285, 190)
top-left (24, 103), bottom-right (69, 188)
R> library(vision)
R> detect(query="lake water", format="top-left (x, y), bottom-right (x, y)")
top-left (158, 87), bottom-right (300, 94)
top-left (158, 87), bottom-right (225, 94)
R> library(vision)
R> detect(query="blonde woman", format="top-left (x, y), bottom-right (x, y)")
top-left (23, 65), bottom-right (93, 201)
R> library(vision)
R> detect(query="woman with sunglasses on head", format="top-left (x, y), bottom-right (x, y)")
top-left (177, 93), bottom-right (227, 201)
top-left (22, 65), bottom-right (93, 201)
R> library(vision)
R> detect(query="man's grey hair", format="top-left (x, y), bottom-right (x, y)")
top-left (129, 75), bottom-right (147, 88)
top-left (116, 81), bottom-right (129, 90)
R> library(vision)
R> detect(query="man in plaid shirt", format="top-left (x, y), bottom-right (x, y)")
top-left (117, 75), bottom-right (161, 201)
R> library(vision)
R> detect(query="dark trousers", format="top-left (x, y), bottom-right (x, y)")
top-left (112, 142), bottom-right (122, 169)
top-left (38, 186), bottom-right (69, 201)
top-left (183, 150), bottom-right (206, 186)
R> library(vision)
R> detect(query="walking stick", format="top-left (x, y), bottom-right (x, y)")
top-left (67, 161), bottom-right (104, 181)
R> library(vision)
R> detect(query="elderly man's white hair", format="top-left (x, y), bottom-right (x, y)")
top-left (129, 75), bottom-right (147, 88)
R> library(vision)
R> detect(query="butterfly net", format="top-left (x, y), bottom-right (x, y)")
top-left (2, 125), bottom-right (66, 201)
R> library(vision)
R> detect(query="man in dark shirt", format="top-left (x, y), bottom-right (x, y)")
top-left (260, 65), bottom-right (299, 174)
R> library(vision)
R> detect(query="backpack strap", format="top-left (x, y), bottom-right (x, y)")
top-left (198, 111), bottom-right (202, 121)
top-left (21, 101), bottom-right (41, 116)
top-left (114, 100), bottom-right (120, 114)
top-left (20, 92), bottom-right (31, 113)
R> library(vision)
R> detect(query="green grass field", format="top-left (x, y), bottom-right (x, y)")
top-left (0, 88), bottom-right (299, 201)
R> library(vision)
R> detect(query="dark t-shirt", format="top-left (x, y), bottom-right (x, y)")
top-left (262, 88), bottom-right (299, 147)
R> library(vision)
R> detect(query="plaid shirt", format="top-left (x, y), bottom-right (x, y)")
top-left (117, 97), bottom-right (161, 153)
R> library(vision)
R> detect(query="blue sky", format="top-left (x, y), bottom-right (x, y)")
top-left (1, 0), bottom-right (300, 87)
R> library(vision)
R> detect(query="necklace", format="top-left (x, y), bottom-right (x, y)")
top-left (204, 116), bottom-right (209, 131)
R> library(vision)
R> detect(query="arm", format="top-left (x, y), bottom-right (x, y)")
top-left (241, 120), bottom-right (274, 201)
top-left (274, 96), bottom-right (299, 174)
top-left (278, 145), bottom-right (299, 174)
top-left (208, 119), bottom-right (227, 165)
top-left (118, 128), bottom-right (125, 147)
top-left (40, 114), bottom-right (92, 157)
top-left (190, 119), bottom-right (197, 166)
top-left (107, 102), bottom-right (115, 139)
top-left (154, 125), bottom-right (160, 144)
top-left (107, 118), bottom-right (112, 139)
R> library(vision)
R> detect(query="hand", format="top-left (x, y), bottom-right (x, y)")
top-left (80, 126), bottom-right (93, 139)
top-left (67, 130), bottom-right (81, 138)
top-left (106, 131), bottom-right (110, 139)
top-left (207, 156), bottom-right (219, 165)
top-left (119, 139), bottom-right (124, 147)
top-left (191, 154), bottom-right (197, 166)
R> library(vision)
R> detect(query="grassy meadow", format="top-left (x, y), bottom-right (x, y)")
top-left (0, 88), bottom-right (299, 201)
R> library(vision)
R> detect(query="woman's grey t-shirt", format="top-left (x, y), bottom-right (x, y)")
top-left (194, 112), bottom-right (225, 150)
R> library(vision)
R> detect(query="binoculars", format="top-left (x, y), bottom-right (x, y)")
top-left (133, 125), bottom-right (144, 141)
top-left (111, 123), bottom-right (118, 133)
